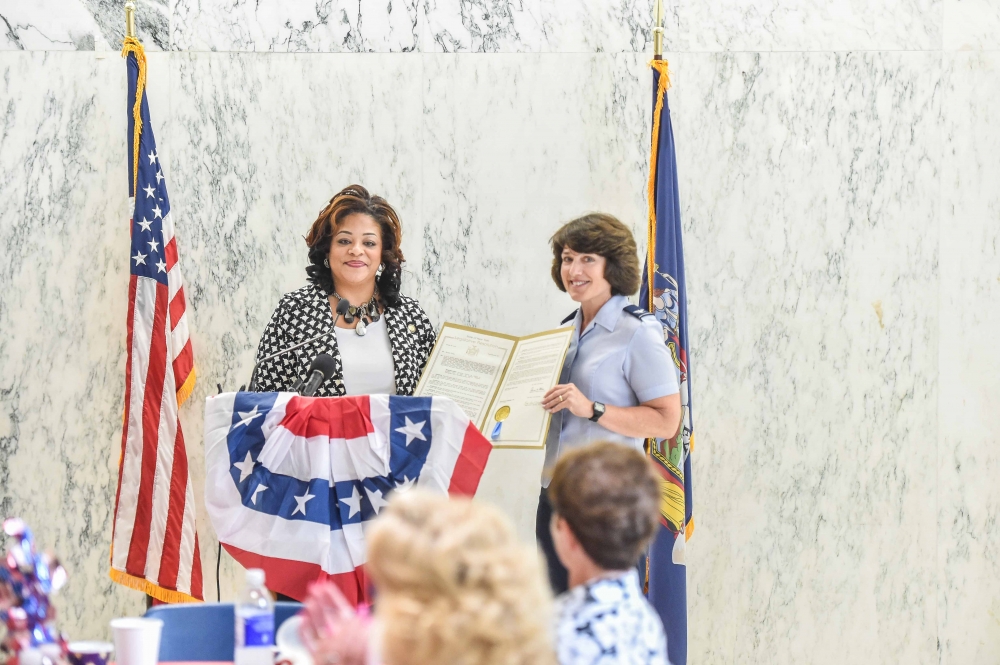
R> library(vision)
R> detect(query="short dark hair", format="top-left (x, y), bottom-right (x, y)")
top-left (304, 184), bottom-right (405, 307)
top-left (548, 442), bottom-right (660, 571)
top-left (550, 213), bottom-right (641, 296)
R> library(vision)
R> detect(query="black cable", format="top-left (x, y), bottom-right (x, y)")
top-left (217, 542), bottom-right (222, 601)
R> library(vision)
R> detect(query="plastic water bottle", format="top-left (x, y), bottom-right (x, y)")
top-left (234, 568), bottom-right (275, 665)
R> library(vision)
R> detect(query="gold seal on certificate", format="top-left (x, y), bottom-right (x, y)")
top-left (413, 323), bottom-right (573, 449)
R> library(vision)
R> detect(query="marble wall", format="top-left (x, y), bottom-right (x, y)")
top-left (1, 0), bottom-right (997, 663)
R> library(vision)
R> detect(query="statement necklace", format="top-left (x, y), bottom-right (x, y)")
top-left (334, 290), bottom-right (380, 337)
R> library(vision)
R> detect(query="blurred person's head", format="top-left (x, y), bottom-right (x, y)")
top-left (366, 490), bottom-right (555, 665)
top-left (548, 442), bottom-right (661, 587)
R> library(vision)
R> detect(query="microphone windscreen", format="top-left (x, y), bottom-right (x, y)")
top-left (335, 299), bottom-right (351, 316)
top-left (309, 353), bottom-right (338, 380)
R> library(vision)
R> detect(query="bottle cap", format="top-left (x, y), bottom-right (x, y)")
top-left (246, 568), bottom-right (265, 586)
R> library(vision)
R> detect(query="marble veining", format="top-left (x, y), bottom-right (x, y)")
top-left (937, 51), bottom-right (1000, 665)
top-left (0, 51), bottom-right (145, 640)
top-left (669, 0), bottom-right (942, 51)
top-left (944, 0), bottom-right (1000, 50)
top-left (670, 51), bottom-right (941, 663)
top-left (0, 0), bottom-right (168, 51)
top-left (170, 0), bottom-right (421, 52)
top-left (0, 0), bottom-right (961, 53)
top-left (415, 53), bottom-right (650, 332)
top-left (421, 0), bottom-right (656, 52)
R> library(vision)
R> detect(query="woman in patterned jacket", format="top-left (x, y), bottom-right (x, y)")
top-left (252, 185), bottom-right (436, 397)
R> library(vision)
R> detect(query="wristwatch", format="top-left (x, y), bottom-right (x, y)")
top-left (589, 401), bottom-right (606, 423)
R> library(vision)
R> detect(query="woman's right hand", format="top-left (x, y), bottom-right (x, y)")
top-left (300, 582), bottom-right (370, 665)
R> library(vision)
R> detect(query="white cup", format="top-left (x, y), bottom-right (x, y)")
top-left (275, 616), bottom-right (313, 665)
top-left (110, 618), bottom-right (163, 665)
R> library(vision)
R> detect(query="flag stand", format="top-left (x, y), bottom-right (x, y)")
top-left (125, 1), bottom-right (136, 40)
top-left (652, 0), bottom-right (664, 60)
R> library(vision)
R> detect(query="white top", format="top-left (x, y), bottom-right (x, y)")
top-left (334, 317), bottom-right (397, 396)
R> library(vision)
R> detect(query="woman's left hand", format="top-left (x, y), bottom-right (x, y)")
top-left (542, 383), bottom-right (594, 419)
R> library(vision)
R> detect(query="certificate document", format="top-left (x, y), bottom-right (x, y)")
top-left (414, 323), bottom-right (574, 449)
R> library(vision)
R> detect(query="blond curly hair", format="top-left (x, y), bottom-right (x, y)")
top-left (366, 490), bottom-right (555, 665)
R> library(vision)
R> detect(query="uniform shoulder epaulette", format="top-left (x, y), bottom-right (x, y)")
top-left (623, 304), bottom-right (653, 320)
top-left (560, 309), bottom-right (579, 325)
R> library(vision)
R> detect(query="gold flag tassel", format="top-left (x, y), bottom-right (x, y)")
top-left (121, 35), bottom-right (147, 200)
top-left (645, 59), bottom-right (671, 311)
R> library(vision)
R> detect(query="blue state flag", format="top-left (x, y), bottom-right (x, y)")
top-left (639, 59), bottom-right (694, 665)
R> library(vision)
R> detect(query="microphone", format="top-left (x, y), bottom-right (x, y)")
top-left (297, 353), bottom-right (338, 397)
top-left (334, 297), bottom-right (351, 322)
top-left (247, 297), bottom-right (351, 391)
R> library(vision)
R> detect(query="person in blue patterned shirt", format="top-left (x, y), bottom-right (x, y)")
top-left (547, 442), bottom-right (671, 665)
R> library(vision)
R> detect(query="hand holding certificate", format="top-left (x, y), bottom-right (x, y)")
top-left (413, 323), bottom-right (573, 448)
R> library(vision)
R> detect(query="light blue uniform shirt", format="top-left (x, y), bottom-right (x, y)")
top-left (542, 294), bottom-right (679, 486)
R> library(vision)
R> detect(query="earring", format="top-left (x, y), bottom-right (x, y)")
top-left (323, 258), bottom-right (329, 268)
top-left (376, 263), bottom-right (385, 278)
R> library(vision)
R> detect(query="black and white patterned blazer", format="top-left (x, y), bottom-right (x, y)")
top-left (252, 283), bottom-right (436, 397)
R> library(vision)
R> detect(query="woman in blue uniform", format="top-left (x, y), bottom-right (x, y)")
top-left (538, 212), bottom-right (682, 593)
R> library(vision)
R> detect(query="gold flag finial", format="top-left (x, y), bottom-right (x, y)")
top-left (653, 0), bottom-right (664, 59)
top-left (125, 1), bottom-right (136, 39)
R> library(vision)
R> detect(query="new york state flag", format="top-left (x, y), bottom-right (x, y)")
top-left (205, 392), bottom-right (492, 602)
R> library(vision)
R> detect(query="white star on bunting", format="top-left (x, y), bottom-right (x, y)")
top-left (395, 417), bottom-right (427, 446)
top-left (292, 490), bottom-right (315, 516)
top-left (365, 487), bottom-right (388, 514)
top-left (234, 405), bottom-right (263, 428)
top-left (142, 183), bottom-right (156, 198)
top-left (233, 451), bottom-right (255, 483)
top-left (343, 486), bottom-right (362, 518)
top-left (132, 251), bottom-right (147, 266)
top-left (155, 170), bottom-right (164, 184)
top-left (155, 260), bottom-right (167, 273)
top-left (148, 150), bottom-right (157, 165)
top-left (152, 204), bottom-right (163, 219)
top-left (138, 218), bottom-right (152, 232)
top-left (148, 239), bottom-right (159, 252)
top-left (251, 484), bottom-right (268, 506)
top-left (395, 476), bottom-right (416, 492)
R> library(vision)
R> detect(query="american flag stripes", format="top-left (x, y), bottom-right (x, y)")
top-left (111, 38), bottom-right (202, 602)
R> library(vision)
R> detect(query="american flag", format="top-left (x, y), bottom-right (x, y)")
top-left (111, 38), bottom-right (202, 602)
top-left (204, 392), bottom-right (492, 602)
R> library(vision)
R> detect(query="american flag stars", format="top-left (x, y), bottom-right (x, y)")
top-left (131, 148), bottom-right (172, 281)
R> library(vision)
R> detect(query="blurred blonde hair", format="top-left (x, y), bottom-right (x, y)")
top-left (366, 490), bottom-right (555, 665)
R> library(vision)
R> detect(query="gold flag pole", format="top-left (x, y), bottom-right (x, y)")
top-left (125, 1), bottom-right (136, 39)
top-left (652, 0), bottom-right (664, 59)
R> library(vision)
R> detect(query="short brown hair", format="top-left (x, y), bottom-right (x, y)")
top-left (550, 213), bottom-right (641, 296)
top-left (548, 442), bottom-right (660, 570)
top-left (304, 184), bottom-right (405, 306)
